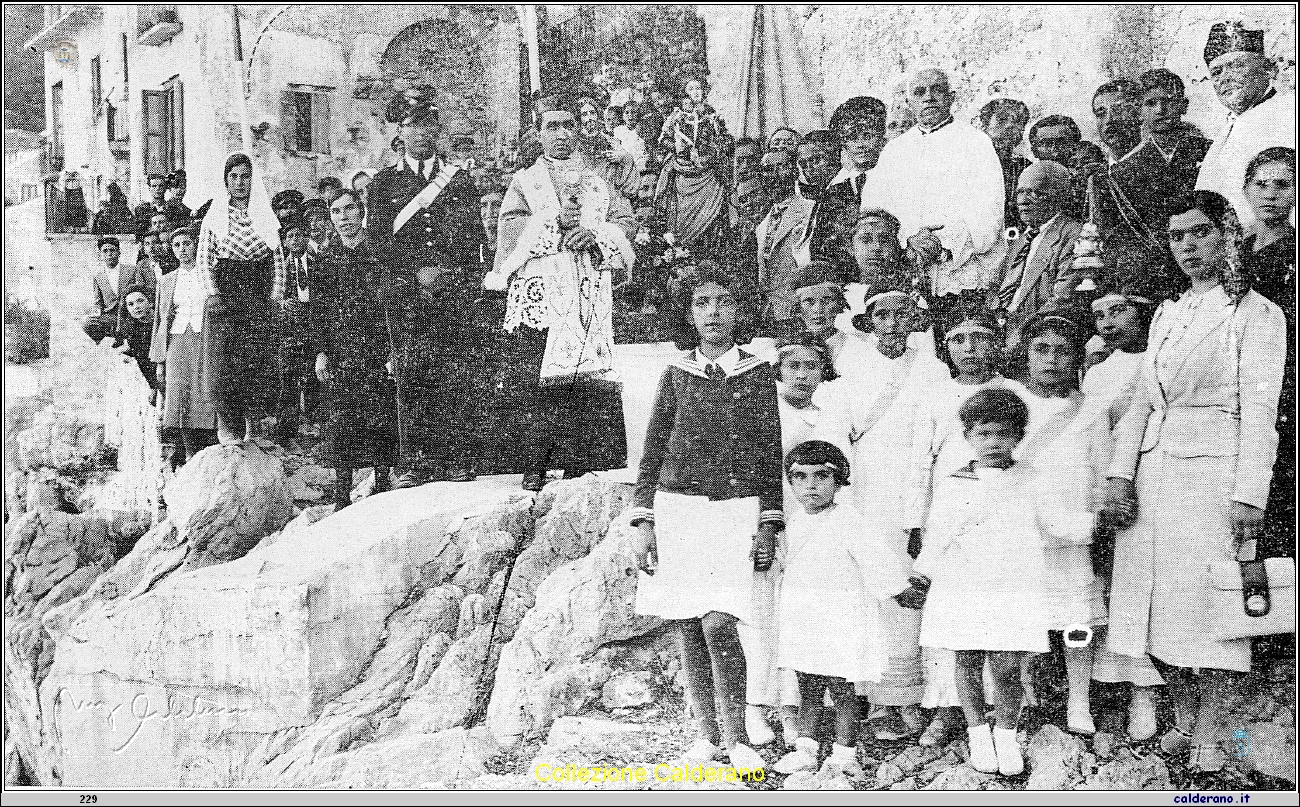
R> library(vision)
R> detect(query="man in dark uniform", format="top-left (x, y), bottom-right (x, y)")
top-left (368, 86), bottom-right (486, 488)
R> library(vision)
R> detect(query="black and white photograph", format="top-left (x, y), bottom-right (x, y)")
top-left (2, 3), bottom-right (1296, 799)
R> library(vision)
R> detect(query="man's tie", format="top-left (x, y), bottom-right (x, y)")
top-left (706, 362), bottom-right (726, 382)
top-left (851, 174), bottom-right (862, 199)
top-left (999, 227), bottom-right (1039, 310)
top-left (417, 159), bottom-right (425, 180)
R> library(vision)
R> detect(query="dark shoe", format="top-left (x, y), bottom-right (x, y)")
top-left (393, 469), bottom-right (430, 490)
top-left (522, 472), bottom-right (545, 492)
top-left (448, 467), bottom-right (477, 483)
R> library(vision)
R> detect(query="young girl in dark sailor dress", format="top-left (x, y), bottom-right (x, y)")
top-left (632, 260), bottom-right (782, 771)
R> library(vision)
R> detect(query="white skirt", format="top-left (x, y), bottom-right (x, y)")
top-left (634, 490), bottom-right (761, 623)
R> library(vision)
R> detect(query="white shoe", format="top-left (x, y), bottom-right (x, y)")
top-left (1067, 696), bottom-right (1096, 736)
top-left (727, 742), bottom-right (766, 771)
top-left (746, 705), bottom-right (776, 747)
top-left (678, 738), bottom-right (721, 766)
top-left (992, 726), bottom-right (1024, 776)
top-left (781, 712), bottom-right (800, 750)
top-left (1128, 689), bottom-right (1158, 742)
top-left (774, 737), bottom-right (819, 774)
top-left (967, 723), bottom-right (998, 773)
top-left (821, 742), bottom-right (865, 780)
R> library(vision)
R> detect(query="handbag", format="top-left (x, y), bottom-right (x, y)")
top-left (1208, 557), bottom-right (1296, 640)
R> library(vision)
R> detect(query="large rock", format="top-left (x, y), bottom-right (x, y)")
top-left (1025, 725), bottom-right (1087, 789)
top-left (1078, 754), bottom-right (1172, 790)
top-left (923, 764), bottom-right (996, 790)
top-left (486, 504), bottom-right (664, 748)
top-left (10, 449), bottom-right (547, 786)
top-left (14, 408), bottom-right (105, 473)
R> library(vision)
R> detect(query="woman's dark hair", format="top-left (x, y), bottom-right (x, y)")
top-left (106, 182), bottom-right (128, 205)
top-left (1164, 190), bottom-right (1232, 231)
top-left (96, 235), bottom-right (120, 250)
top-left (784, 439), bottom-right (851, 487)
top-left (167, 224), bottom-right (198, 244)
top-left (1245, 146), bottom-right (1296, 185)
top-left (120, 283), bottom-right (151, 305)
top-left (223, 153), bottom-right (253, 184)
top-left (1015, 311), bottom-right (1087, 388)
top-left (936, 302), bottom-right (1002, 378)
top-left (775, 331), bottom-right (839, 382)
top-left (668, 259), bottom-right (755, 350)
top-left (958, 388), bottom-right (1029, 438)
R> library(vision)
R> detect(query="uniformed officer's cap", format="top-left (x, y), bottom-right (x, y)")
top-left (387, 86), bottom-right (440, 126)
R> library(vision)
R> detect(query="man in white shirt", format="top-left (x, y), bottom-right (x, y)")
top-left (1195, 20), bottom-right (1297, 227)
top-left (862, 69), bottom-right (1006, 315)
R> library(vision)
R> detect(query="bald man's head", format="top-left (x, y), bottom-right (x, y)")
top-left (1014, 160), bottom-right (1071, 227)
top-left (907, 69), bottom-right (955, 128)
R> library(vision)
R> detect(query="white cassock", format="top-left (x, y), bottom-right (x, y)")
top-left (1196, 91), bottom-right (1297, 228)
top-left (861, 120), bottom-right (1006, 295)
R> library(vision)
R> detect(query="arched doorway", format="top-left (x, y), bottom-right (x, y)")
top-left (381, 18), bottom-right (494, 160)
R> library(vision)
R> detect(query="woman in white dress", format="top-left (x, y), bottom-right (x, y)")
top-left (1082, 283), bottom-right (1165, 741)
top-left (1102, 192), bottom-right (1286, 772)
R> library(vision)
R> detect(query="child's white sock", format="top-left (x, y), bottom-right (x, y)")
top-left (992, 726), bottom-right (1024, 776)
top-left (966, 723), bottom-right (998, 773)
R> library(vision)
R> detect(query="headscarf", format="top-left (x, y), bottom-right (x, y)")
top-left (198, 151), bottom-right (280, 252)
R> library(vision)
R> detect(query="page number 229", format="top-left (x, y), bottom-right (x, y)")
top-left (80, 797), bottom-right (97, 804)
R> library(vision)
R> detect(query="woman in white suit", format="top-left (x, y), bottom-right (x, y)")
top-left (1102, 191), bottom-right (1286, 772)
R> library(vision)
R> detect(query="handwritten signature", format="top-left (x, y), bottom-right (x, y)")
top-left (55, 688), bottom-right (253, 753)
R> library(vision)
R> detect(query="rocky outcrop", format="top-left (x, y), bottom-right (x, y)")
top-left (486, 503), bottom-right (665, 748)
top-left (1026, 725), bottom-right (1088, 789)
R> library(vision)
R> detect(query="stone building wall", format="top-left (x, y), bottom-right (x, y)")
top-left (698, 4), bottom-right (1295, 149)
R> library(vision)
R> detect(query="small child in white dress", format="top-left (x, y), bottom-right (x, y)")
top-left (772, 440), bottom-right (910, 778)
top-left (913, 388), bottom-right (1091, 776)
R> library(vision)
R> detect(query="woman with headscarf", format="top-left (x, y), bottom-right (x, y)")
top-left (197, 152), bottom-right (281, 444)
top-left (1101, 191), bottom-right (1286, 772)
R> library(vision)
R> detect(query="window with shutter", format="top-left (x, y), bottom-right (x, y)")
top-left (168, 79), bottom-right (184, 169)
top-left (91, 57), bottom-right (102, 120)
top-left (311, 91), bottom-right (331, 155)
top-left (280, 90), bottom-right (298, 151)
top-left (142, 89), bottom-right (166, 176)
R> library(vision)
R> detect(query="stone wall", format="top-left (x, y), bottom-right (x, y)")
top-left (700, 4), bottom-right (1296, 148)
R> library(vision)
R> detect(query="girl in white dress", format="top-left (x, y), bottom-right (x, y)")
top-left (903, 307), bottom-right (1008, 747)
top-left (773, 440), bottom-right (910, 778)
top-left (790, 261), bottom-right (879, 386)
top-left (1082, 285), bottom-right (1165, 742)
top-left (741, 332), bottom-right (851, 748)
top-left (843, 286), bottom-right (949, 740)
top-left (915, 387), bottom-right (1095, 775)
top-left (1004, 311), bottom-right (1107, 736)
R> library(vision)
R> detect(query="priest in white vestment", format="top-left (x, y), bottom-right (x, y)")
top-left (861, 69), bottom-right (1006, 299)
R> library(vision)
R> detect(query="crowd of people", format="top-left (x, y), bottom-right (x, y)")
top-left (78, 18), bottom-right (1295, 782)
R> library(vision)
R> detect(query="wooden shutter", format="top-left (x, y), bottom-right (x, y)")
top-left (142, 89), bottom-right (166, 176)
top-left (168, 79), bottom-right (183, 169)
top-left (310, 91), bottom-right (331, 155)
top-left (280, 90), bottom-right (297, 151)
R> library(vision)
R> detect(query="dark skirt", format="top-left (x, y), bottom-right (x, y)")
top-left (483, 324), bottom-right (627, 475)
top-left (162, 328), bottom-right (217, 430)
top-left (320, 356), bottom-right (398, 469)
top-left (202, 256), bottom-right (278, 425)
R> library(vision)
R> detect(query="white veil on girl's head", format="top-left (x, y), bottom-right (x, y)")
top-left (198, 151), bottom-right (281, 252)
